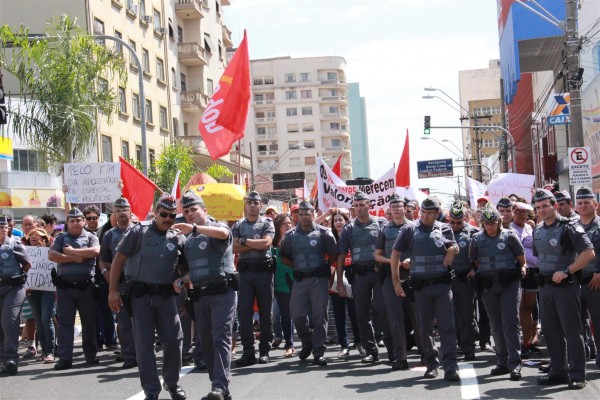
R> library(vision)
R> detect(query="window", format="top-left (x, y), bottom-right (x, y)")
top-left (264, 76), bottom-right (274, 84)
top-left (145, 99), bottom-right (153, 123)
top-left (284, 74), bottom-right (295, 83)
top-left (98, 78), bottom-right (109, 93)
top-left (159, 106), bottom-right (168, 129)
top-left (305, 156), bottom-right (315, 165)
top-left (286, 108), bottom-right (297, 117)
top-left (287, 124), bottom-right (299, 133)
top-left (289, 157), bottom-right (301, 167)
top-left (265, 93), bottom-right (275, 101)
top-left (118, 87), bottom-right (127, 113)
top-left (101, 135), bottom-right (113, 162)
top-left (288, 142), bottom-right (300, 149)
top-left (254, 94), bottom-right (264, 102)
top-left (180, 73), bottom-right (187, 91)
top-left (139, 0), bottom-right (146, 16)
top-left (156, 58), bottom-right (165, 81)
top-left (177, 26), bottom-right (183, 44)
top-left (254, 77), bottom-right (263, 85)
top-left (258, 145), bottom-right (267, 153)
top-left (304, 141), bottom-right (315, 149)
top-left (301, 90), bottom-right (312, 99)
top-left (128, 40), bottom-right (137, 70)
top-left (207, 79), bottom-right (214, 95)
top-left (329, 106), bottom-right (340, 113)
top-left (330, 122), bottom-right (341, 130)
top-left (183, 122), bottom-right (189, 136)
top-left (331, 138), bottom-right (341, 148)
top-left (121, 141), bottom-right (130, 160)
top-left (172, 118), bottom-right (179, 136)
top-left (149, 149), bottom-right (156, 173)
top-left (132, 93), bottom-right (140, 119)
top-left (301, 107), bottom-right (312, 116)
top-left (11, 149), bottom-right (47, 172)
top-left (256, 111), bottom-right (265, 119)
top-left (302, 123), bottom-right (314, 132)
top-left (142, 48), bottom-right (150, 74)
top-left (136, 145), bottom-right (142, 163)
top-left (93, 18), bottom-right (105, 45)
top-left (267, 110), bottom-right (276, 119)
top-left (114, 31), bottom-right (123, 54)
top-left (257, 127), bottom-right (266, 136)
top-left (285, 90), bottom-right (297, 100)
top-left (269, 144), bottom-right (278, 152)
top-left (327, 72), bottom-right (337, 80)
top-left (153, 9), bottom-right (161, 29)
top-left (300, 73), bottom-right (310, 82)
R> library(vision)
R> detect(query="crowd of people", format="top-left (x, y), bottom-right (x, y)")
top-left (0, 185), bottom-right (600, 400)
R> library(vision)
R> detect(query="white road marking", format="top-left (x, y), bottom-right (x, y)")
top-left (459, 363), bottom-right (480, 400)
top-left (127, 366), bottom-right (195, 400)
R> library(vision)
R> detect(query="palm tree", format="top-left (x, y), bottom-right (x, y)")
top-left (0, 15), bottom-right (126, 168)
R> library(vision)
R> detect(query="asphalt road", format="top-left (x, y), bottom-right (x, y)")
top-left (3, 337), bottom-right (600, 400)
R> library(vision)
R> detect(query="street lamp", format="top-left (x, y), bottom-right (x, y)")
top-left (421, 136), bottom-right (462, 159)
top-left (263, 143), bottom-right (306, 175)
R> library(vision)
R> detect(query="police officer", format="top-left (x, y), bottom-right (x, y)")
top-left (108, 194), bottom-right (186, 400)
top-left (232, 191), bottom-right (275, 366)
top-left (574, 187), bottom-right (600, 369)
top-left (173, 190), bottom-right (237, 400)
top-left (390, 196), bottom-right (460, 382)
top-left (336, 191), bottom-right (386, 363)
top-left (0, 216), bottom-right (31, 376)
top-left (554, 190), bottom-right (579, 221)
top-left (280, 201), bottom-right (338, 366)
top-left (496, 197), bottom-right (515, 230)
top-left (374, 193), bottom-right (410, 370)
top-left (447, 204), bottom-right (478, 361)
top-left (532, 188), bottom-right (594, 389)
top-left (49, 208), bottom-right (100, 370)
top-left (470, 206), bottom-right (525, 381)
top-left (99, 197), bottom-right (136, 369)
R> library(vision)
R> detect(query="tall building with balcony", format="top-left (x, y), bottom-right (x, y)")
top-left (0, 0), bottom-right (250, 219)
top-left (245, 56), bottom-right (353, 192)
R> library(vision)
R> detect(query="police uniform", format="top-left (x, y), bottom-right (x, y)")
top-left (532, 189), bottom-right (592, 389)
top-left (232, 191), bottom-right (275, 366)
top-left (469, 207), bottom-right (525, 380)
top-left (116, 194), bottom-right (186, 400)
top-left (575, 187), bottom-right (600, 369)
top-left (448, 206), bottom-right (478, 360)
top-left (100, 197), bottom-right (136, 368)
top-left (374, 193), bottom-right (410, 369)
top-left (279, 201), bottom-right (338, 366)
top-left (555, 190), bottom-right (580, 221)
top-left (51, 208), bottom-right (100, 370)
top-left (338, 191), bottom-right (387, 362)
top-left (179, 191), bottom-right (237, 400)
top-left (0, 216), bottom-right (31, 376)
top-left (392, 196), bottom-right (460, 381)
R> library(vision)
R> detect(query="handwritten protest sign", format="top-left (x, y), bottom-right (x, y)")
top-left (24, 246), bottom-right (56, 292)
top-left (466, 177), bottom-right (487, 208)
top-left (188, 184), bottom-right (246, 221)
top-left (486, 173), bottom-right (535, 205)
top-left (64, 163), bottom-right (121, 204)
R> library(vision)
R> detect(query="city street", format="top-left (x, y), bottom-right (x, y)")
top-left (3, 337), bottom-right (600, 400)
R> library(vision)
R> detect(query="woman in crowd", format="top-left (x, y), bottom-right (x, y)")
top-left (272, 214), bottom-right (295, 357)
top-left (26, 228), bottom-right (56, 363)
top-left (330, 208), bottom-right (362, 357)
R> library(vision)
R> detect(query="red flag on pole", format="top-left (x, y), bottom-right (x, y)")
top-left (119, 157), bottom-right (158, 220)
top-left (199, 30), bottom-right (251, 160)
top-left (332, 155), bottom-right (342, 177)
top-left (396, 130), bottom-right (410, 186)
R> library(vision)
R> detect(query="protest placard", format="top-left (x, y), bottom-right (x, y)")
top-left (188, 183), bottom-right (246, 221)
top-left (486, 173), bottom-right (535, 205)
top-left (64, 162), bottom-right (121, 204)
top-left (24, 246), bottom-right (56, 292)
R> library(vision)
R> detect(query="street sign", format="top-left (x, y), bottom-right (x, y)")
top-left (568, 146), bottom-right (592, 185)
top-left (272, 172), bottom-right (305, 190)
top-left (417, 158), bottom-right (454, 179)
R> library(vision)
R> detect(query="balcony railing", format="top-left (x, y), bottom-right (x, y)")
top-left (181, 90), bottom-right (209, 111)
top-left (178, 42), bottom-right (207, 65)
top-left (175, 0), bottom-right (204, 19)
top-left (222, 25), bottom-right (233, 47)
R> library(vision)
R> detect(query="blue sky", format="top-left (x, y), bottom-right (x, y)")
top-left (224, 0), bottom-right (501, 200)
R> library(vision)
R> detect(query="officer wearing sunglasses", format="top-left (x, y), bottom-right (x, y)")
top-left (108, 193), bottom-right (187, 400)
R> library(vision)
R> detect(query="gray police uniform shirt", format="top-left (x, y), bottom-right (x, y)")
top-left (100, 223), bottom-right (135, 264)
top-left (338, 216), bottom-right (386, 264)
top-left (50, 231), bottom-right (99, 280)
top-left (468, 229), bottom-right (524, 274)
top-left (183, 219), bottom-right (233, 284)
top-left (451, 225), bottom-right (478, 273)
top-left (231, 216), bottom-right (275, 261)
top-left (580, 216), bottom-right (600, 278)
top-left (532, 215), bottom-right (592, 276)
top-left (375, 220), bottom-right (411, 258)
top-left (279, 223), bottom-right (338, 272)
top-left (0, 236), bottom-right (31, 277)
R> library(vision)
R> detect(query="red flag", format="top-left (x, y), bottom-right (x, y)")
top-left (199, 30), bottom-right (250, 160)
top-left (332, 155), bottom-right (342, 177)
top-left (119, 157), bottom-right (158, 220)
top-left (396, 130), bottom-right (410, 186)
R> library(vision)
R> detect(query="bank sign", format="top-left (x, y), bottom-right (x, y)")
top-left (417, 158), bottom-right (454, 179)
top-left (547, 93), bottom-right (570, 125)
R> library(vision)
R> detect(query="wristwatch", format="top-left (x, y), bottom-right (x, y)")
top-left (192, 223), bottom-right (198, 234)
top-left (562, 267), bottom-right (571, 276)
top-left (240, 238), bottom-right (247, 245)
top-left (101, 268), bottom-right (109, 275)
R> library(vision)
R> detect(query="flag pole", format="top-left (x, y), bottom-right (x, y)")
top-left (237, 139), bottom-right (242, 187)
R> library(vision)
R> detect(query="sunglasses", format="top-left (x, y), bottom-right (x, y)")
top-left (85, 216), bottom-right (98, 221)
top-left (158, 211), bottom-right (177, 219)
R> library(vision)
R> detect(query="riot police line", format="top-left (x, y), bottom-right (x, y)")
top-left (1, 186), bottom-right (600, 399)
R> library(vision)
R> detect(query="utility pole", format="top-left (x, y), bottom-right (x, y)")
top-left (500, 78), bottom-right (509, 173)
top-left (565, 0), bottom-right (583, 147)
top-left (460, 114), bottom-right (490, 182)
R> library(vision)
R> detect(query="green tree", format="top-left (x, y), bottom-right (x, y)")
top-left (0, 15), bottom-right (126, 168)
top-left (205, 163), bottom-right (234, 181)
top-left (153, 142), bottom-right (198, 192)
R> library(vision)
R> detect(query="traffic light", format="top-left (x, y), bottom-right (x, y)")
top-left (0, 79), bottom-right (6, 126)
top-left (424, 115), bottom-right (431, 135)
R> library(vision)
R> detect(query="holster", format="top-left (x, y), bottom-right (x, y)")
top-left (228, 272), bottom-right (240, 291)
top-left (0, 273), bottom-right (27, 287)
top-left (378, 263), bottom-right (391, 285)
top-left (402, 280), bottom-right (415, 302)
top-left (345, 266), bottom-right (354, 285)
top-left (119, 282), bottom-right (133, 317)
top-left (191, 277), bottom-right (231, 299)
top-left (293, 265), bottom-right (329, 283)
top-left (477, 274), bottom-right (494, 290)
top-left (184, 294), bottom-right (195, 322)
top-left (409, 276), bottom-right (424, 291)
